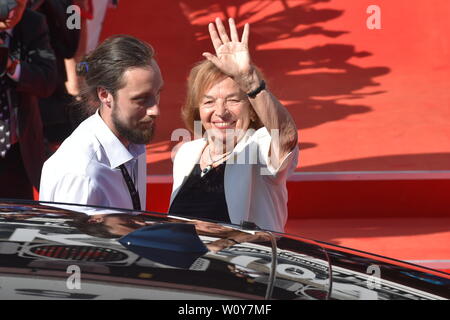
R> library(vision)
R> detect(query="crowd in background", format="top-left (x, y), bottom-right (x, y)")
top-left (0, 0), bottom-right (116, 199)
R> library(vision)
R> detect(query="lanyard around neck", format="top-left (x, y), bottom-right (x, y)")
top-left (119, 163), bottom-right (141, 210)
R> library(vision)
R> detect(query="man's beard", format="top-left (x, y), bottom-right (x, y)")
top-left (112, 109), bottom-right (155, 145)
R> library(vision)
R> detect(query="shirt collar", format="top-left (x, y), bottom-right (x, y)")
top-left (92, 110), bottom-right (146, 169)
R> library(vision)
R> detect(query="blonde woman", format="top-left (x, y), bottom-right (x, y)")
top-left (169, 18), bottom-right (298, 232)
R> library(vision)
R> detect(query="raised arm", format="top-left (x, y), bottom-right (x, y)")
top-left (202, 18), bottom-right (298, 168)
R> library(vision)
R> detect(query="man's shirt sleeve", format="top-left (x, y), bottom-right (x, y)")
top-left (40, 173), bottom-right (107, 207)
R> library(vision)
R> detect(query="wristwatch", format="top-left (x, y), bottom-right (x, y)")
top-left (247, 80), bottom-right (266, 99)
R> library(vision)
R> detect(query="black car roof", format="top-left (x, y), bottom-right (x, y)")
top-left (0, 200), bottom-right (448, 300)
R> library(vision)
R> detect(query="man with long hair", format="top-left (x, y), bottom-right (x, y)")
top-left (40, 35), bottom-right (163, 210)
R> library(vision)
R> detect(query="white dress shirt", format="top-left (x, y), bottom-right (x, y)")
top-left (39, 111), bottom-right (147, 211)
top-left (170, 127), bottom-right (298, 232)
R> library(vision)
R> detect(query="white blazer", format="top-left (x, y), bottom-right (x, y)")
top-left (170, 127), bottom-right (299, 232)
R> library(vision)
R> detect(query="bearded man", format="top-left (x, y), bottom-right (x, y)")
top-left (40, 35), bottom-right (163, 210)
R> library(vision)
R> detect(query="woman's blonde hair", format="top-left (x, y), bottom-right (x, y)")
top-left (182, 60), bottom-right (264, 133)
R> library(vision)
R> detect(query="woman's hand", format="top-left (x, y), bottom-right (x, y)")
top-left (203, 18), bottom-right (298, 166)
top-left (202, 18), bottom-right (253, 82)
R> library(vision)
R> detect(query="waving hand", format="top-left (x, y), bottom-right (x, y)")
top-left (202, 18), bottom-right (252, 79)
top-left (202, 17), bottom-right (299, 165)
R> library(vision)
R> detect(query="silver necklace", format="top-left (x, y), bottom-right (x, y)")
top-left (201, 145), bottom-right (232, 178)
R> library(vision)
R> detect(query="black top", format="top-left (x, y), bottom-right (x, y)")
top-left (169, 163), bottom-right (230, 223)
